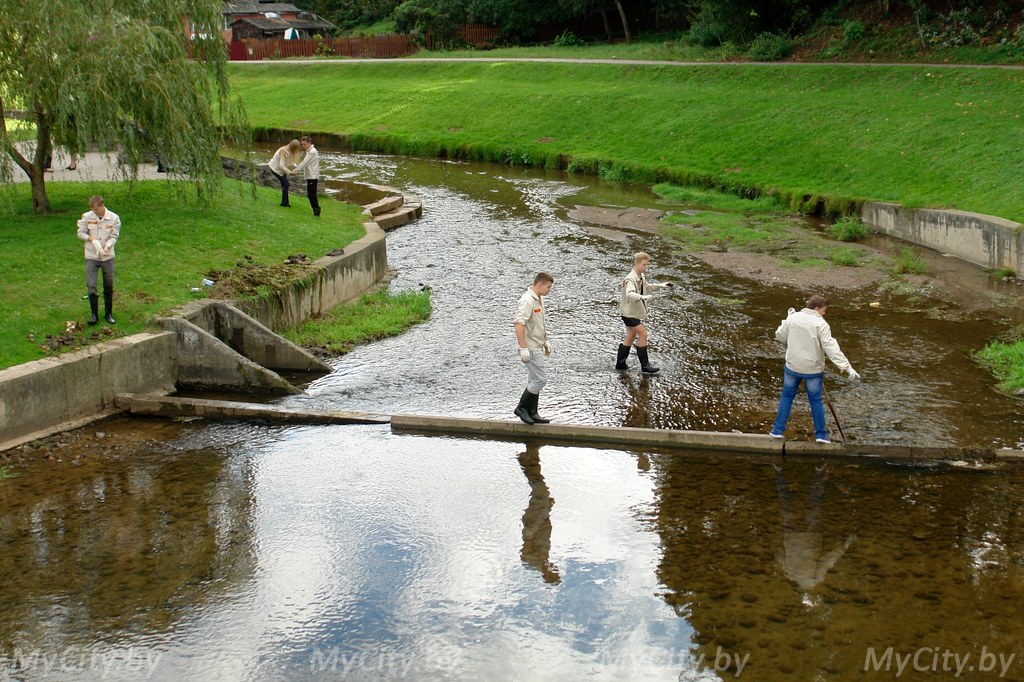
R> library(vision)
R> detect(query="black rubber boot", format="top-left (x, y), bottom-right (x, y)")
top-left (637, 345), bottom-right (659, 374)
top-left (615, 344), bottom-right (631, 370)
top-left (528, 391), bottom-right (550, 424)
top-left (103, 290), bottom-right (115, 324)
top-left (514, 389), bottom-right (535, 425)
top-left (87, 294), bottom-right (99, 326)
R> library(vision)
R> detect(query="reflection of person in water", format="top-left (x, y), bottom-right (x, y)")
top-left (774, 464), bottom-right (854, 592)
top-left (518, 443), bottom-right (561, 584)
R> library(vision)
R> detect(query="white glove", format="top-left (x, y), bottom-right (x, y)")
top-left (847, 367), bottom-right (861, 381)
top-left (92, 239), bottom-right (103, 254)
top-left (543, 341), bottom-right (552, 356)
top-left (664, 281), bottom-right (674, 288)
top-left (787, 307), bottom-right (796, 316)
top-left (520, 347), bottom-right (531, 363)
top-left (641, 295), bottom-right (654, 301)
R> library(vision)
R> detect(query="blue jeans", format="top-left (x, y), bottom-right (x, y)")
top-left (771, 366), bottom-right (827, 440)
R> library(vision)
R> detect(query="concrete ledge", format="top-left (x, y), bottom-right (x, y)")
top-left (116, 394), bottom-right (390, 425)
top-left (0, 332), bottom-right (177, 449)
top-left (862, 201), bottom-right (1023, 274)
top-left (364, 195), bottom-right (405, 217)
top-left (390, 414), bottom-right (783, 454)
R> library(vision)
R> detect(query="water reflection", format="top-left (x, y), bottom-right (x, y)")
top-left (517, 443), bottom-right (560, 584)
top-left (4, 423), bottom-right (1024, 679)
top-left (654, 454), bottom-right (1024, 679)
top-left (0, 429), bottom-right (254, 672)
top-left (773, 463), bottom-right (854, 594)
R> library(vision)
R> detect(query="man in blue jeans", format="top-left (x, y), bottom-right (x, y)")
top-left (770, 295), bottom-right (860, 444)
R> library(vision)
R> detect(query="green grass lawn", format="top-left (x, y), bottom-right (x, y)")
top-left (231, 60), bottom-right (1024, 222)
top-left (282, 289), bottom-right (431, 355)
top-left (0, 180), bottom-right (365, 369)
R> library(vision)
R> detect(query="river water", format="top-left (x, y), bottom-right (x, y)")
top-left (1, 151), bottom-right (1023, 681)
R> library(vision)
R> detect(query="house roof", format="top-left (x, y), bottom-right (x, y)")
top-left (223, 3), bottom-right (303, 15)
top-left (232, 16), bottom-right (336, 32)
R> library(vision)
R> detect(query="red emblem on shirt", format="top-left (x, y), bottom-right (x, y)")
top-left (534, 308), bottom-right (541, 313)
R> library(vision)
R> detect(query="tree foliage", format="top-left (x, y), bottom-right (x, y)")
top-left (0, 0), bottom-right (249, 213)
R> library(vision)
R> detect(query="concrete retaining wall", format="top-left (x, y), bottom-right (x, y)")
top-left (862, 202), bottom-right (1023, 274)
top-left (0, 333), bottom-right (177, 449)
top-left (238, 221), bottom-right (389, 330)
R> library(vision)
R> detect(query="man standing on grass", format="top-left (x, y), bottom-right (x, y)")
top-left (76, 195), bottom-right (120, 325)
top-left (770, 294), bottom-right (860, 444)
top-left (292, 135), bottom-right (321, 217)
top-left (514, 272), bottom-right (554, 425)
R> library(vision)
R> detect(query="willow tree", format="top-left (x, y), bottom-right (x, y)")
top-left (0, 0), bottom-right (249, 213)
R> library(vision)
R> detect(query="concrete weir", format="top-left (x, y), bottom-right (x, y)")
top-left (113, 395), bottom-right (1024, 462)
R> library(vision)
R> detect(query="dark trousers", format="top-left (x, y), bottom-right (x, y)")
top-left (271, 170), bottom-right (290, 205)
top-left (85, 258), bottom-right (115, 295)
top-left (306, 179), bottom-right (320, 215)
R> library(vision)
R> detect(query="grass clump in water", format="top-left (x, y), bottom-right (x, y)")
top-left (975, 333), bottom-right (1024, 394)
top-left (892, 246), bottom-right (926, 274)
top-left (827, 216), bottom-right (869, 242)
top-left (829, 246), bottom-right (862, 266)
top-left (0, 464), bottom-right (21, 480)
top-left (283, 289), bottom-right (431, 355)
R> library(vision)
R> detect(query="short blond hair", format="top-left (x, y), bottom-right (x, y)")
top-left (634, 252), bottom-right (651, 265)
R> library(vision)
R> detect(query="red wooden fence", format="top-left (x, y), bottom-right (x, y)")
top-left (229, 26), bottom-right (499, 61)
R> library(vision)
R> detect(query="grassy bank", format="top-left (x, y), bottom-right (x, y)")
top-left (231, 60), bottom-right (1024, 222)
top-left (282, 289), bottom-right (432, 355)
top-left (0, 180), bottom-right (365, 370)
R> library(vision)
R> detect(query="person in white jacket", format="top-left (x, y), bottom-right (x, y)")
top-left (292, 135), bottom-right (321, 217)
top-left (770, 295), bottom-right (861, 444)
top-left (616, 252), bottom-right (672, 373)
top-left (76, 195), bottom-right (120, 325)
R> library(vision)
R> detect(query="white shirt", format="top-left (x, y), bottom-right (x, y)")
top-left (293, 145), bottom-right (320, 180)
top-left (514, 288), bottom-right (549, 350)
top-left (775, 308), bottom-right (852, 375)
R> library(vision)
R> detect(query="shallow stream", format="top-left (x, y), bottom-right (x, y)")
top-left (1, 151), bottom-right (1022, 681)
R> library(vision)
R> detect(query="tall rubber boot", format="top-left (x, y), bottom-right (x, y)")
top-left (514, 389), bottom-right (535, 425)
top-left (528, 391), bottom-right (550, 424)
top-left (615, 344), bottom-right (631, 370)
top-left (637, 345), bottom-right (659, 374)
top-left (87, 294), bottom-right (99, 326)
top-left (103, 290), bottom-right (116, 324)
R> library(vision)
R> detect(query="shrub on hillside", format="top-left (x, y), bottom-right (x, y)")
top-left (748, 32), bottom-right (791, 60)
top-left (690, 18), bottom-right (727, 47)
top-left (553, 30), bottom-right (585, 47)
top-left (842, 20), bottom-right (865, 44)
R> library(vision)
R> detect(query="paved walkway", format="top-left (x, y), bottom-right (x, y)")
top-left (9, 148), bottom-right (169, 184)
